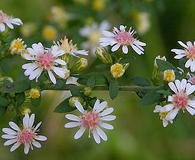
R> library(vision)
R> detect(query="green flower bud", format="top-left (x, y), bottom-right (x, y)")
top-left (69, 97), bottom-right (83, 107)
top-left (71, 58), bottom-right (88, 73)
top-left (83, 87), bottom-right (92, 96)
top-left (95, 47), bottom-right (112, 64)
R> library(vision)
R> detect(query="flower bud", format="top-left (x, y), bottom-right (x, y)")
top-left (69, 97), bottom-right (83, 107)
top-left (95, 47), bottom-right (112, 64)
top-left (29, 88), bottom-right (41, 99)
top-left (154, 55), bottom-right (166, 67)
top-left (110, 63), bottom-right (128, 79)
top-left (42, 25), bottom-right (57, 41)
top-left (71, 58), bottom-right (88, 73)
top-left (9, 38), bottom-right (27, 55)
top-left (163, 70), bottom-right (175, 82)
top-left (21, 107), bottom-right (31, 115)
top-left (83, 87), bottom-right (92, 96)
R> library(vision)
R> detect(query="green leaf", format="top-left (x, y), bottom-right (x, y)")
top-left (68, 85), bottom-right (82, 97)
top-left (87, 76), bottom-right (96, 88)
top-left (0, 96), bottom-right (9, 106)
top-left (31, 97), bottom-right (41, 106)
top-left (1, 79), bottom-right (15, 93)
top-left (131, 77), bottom-right (150, 86)
top-left (109, 79), bottom-right (119, 99)
top-left (14, 79), bottom-right (31, 93)
top-left (15, 93), bottom-right (25, 107)
top-left (156, 59), bottom-right (176, 71)
top-left (139, 92), bottom-right (161, 106)
top-left (54, 98), bottom-right (76, 113)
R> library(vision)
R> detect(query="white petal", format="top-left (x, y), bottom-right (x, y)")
top-left (185, 59), bottom-right (192, 68)
top-left (33, 122), bottom-right (42, 132)
top-left (52, 67), bottom-right (65, 78)
top-left (74, 50), bottom-right (88, 55)
top-left (131, 44), bottom-right (144, 55)
top-left (64, 122), bottom-right (81, 128)
top-left (186, 106), bottom-right (195, 115)
top-left (4, 139), bottom-right (17, 146)
top-left (122, 45), bottom-right (128, 54)
top-left (75, 101), bottom-right (85, 113)
top-left (188, 100), bottom-right (195, 108)
top-left (65, 114), bottom-right (81, 121)
top-left (111, 44), bottom-right (120, 52)
top-left (171, 49), bottom-right (186, 55)
top-left (10, 142), bottom-right (21, 152)
top-left (54, 59), bottom-right (66, 65)
top-left (168, 96), bottom-right (173, 102)
top-left (6, 22), bottom-right (14, 29)
top-left (187, 41), bottom-right (193, 47)
top-left (94, 101), bottom-right (107, 113)
top-left (162, 120), bottom-right (168, 127)
top-left (9, 122), bottom-right (20, 131)
top-left (96, 127), bottom-right (107, 141)
top-left (22, 54), bottom-right (36, 60)
top-left (48, 70), bottom-right (56, 84)
top-left (0, 23), bottom-right (5, 32)
top-left (178, 41), bottom-right (188, 48)
top-left (23, 114), bottom-right (29, 128)
top-left (93, 99), bottom-right (101, 111)
top-left (186, 84), bottom-right (195, 95)
top-left (74, 127), bottom-right (85, 139)
top-left (134, 40), bottom-right (146, 46)
top-left (29, 114), bottom-right (35, 128)
top-left (2, 128), bottom-right (17, 135)
top-left (161, 104), bottom-right (174, 112)
top-left (168, 82), bottom-right (178, 93)
top-left (174, 54), bottom-right (186, 59)
top-left (29, 68), bottom-right (43, 80)
top-left (166, 108), bottom-right (179, 121)
top-left (24, 143), bottom-right (30, 154)
top-left (99, 123), bottom-right (114, 130)
top-left (99, 108), bottom-right (114, 116)
top-left (102, 31), bottom-right (115, 37)
top-left (35, 135), bottom-right (47, 141)
top-left (2, 134), bottom-right (17, 139)
top-left (180, 79), bottom-right (187, 91)
top-left (92, 130), bottom-right (101, 144)
top-left (32, 141), bottom-right (41, 148)
top-left (101, 115), bottom-right (116, 121)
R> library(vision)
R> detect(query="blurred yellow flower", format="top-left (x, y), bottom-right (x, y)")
top-left (73, 0), bottom-right (88, 5)
top-left (21, 23), bottom-right (37, 37)
top-left (42, 25), bottom-right (57, 41)
top-left (29, 88), bottom-right (41, 99)
top-left (21, 107), bottom-right (31, 115)
top-left (163, 70), bottom-right (175, 82)
top-left (93, 0), bottom-right (106, 11)
top-left (111, 63), bottom-right (125, 79)
top-left (9, 38), bottom-right (27, 55)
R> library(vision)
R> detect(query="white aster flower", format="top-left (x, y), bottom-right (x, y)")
top-left (0, 10), bottom-right (22, 32)
top-left (100, 25), bottom-right (146, 55)
top-left (153, 105), bottom-right (173, 127)
top-left (160, 79), bottom-right (195, 122)
top-left (2, 113), bottom-right (47, 154)
top-left (64, 99), bottom-right (116, 144)
top-left (80, 21), bottom-right (110, 54)
top-left (22, 42), bottom-right (69, 84)
top-left (54, 37), bottom-right (88, 56)
top-left (171, 41), bottom-right (195, 72)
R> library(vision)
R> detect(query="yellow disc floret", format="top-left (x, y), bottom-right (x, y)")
top-left (9, 38), bottom-right (26, 54)
top-left (29, 88), bottom-right (41, 99)
top-left (110, 63), bottom-right (125, 79)
top-left (163, 69), bottom-right (175, 82)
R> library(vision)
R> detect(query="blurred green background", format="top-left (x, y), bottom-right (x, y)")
top-left (1, 0), bottom-right (195, 159)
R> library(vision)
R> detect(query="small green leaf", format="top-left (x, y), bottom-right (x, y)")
top-left (156, 59), bottom-right (176, 71)
top-left (139, 92), bottom-right (161, 106)
top-left (54, 98), bottom-right (76, 113)
top-left (87, 76), bottom-right (96, 88)
top-left (15, 93), bottom-right (25, 107)
top-left (31, 97), bottom-right (41, 107)
top-left (14, 79), bottom-right (30, 93)
top-left (0, 96), bottom-right (9, 106)
top-left (131, 77), bottom-right (150, 86)
top-left (109, 79), bottom-right (119, 99)
top-left (68, 85), bottom-right (82, 97)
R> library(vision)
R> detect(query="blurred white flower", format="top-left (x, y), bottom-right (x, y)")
top-left (64, 99), bottom-right (116, 144)
top-left (2, 114), bottom-right (47, 154)
top-left (80, 21), bottom-right (110, 54)
top-left (135, 12), bottom-right (150, 34)
top-left (100, 25), bottom-right (146, 55)
top-left (0, 10), bottom-right (22, 32)
top-left (22, 42), bottom-right (69, 84)
top-left (171, 41), bottom-right (195, 72)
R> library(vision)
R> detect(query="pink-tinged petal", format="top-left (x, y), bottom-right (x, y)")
top-left (122, 45), bottom-right (128, 54)
top-left (74, 127), bottom-right (85, 139)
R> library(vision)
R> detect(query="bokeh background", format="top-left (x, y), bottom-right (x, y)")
top-left (1, 0), bottom-right (195, 159)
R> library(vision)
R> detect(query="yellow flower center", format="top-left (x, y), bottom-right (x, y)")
top-left (160, 111), bottom-right (168, 119)
top-left (110, 63), bottom-right (125, 78)
top-left (88, 31), bottom-right (101, 43)
top-left (163, 70), bottom-right (175, 82)
top-left (29, 89), bottom-right (40, 99)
